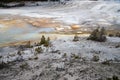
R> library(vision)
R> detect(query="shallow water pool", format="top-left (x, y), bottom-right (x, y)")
top-left (0, 20), bottom-right (55, 45)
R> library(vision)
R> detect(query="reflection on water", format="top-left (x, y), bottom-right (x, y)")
top-left (0, 20), bottom-right (55, 45)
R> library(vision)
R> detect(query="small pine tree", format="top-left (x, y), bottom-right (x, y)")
top-left (44, 37), bottom-right (50, 47)
top-left (87, 27), bottom-right (107, 42)
top-left (98, 27), bottom-right (106, 42)
top-left (40, 35), bottom-right (46, 45)
top-left (87, 27), bottom-right (99, 41)
top-left (73, 34), bottom-right (79, 41)
top-left (35, 47), bottom-right (42, 54)
top-left (100, 27), bottom-right (106, 35)
top-left (47, 37), bottom-right (50, 42)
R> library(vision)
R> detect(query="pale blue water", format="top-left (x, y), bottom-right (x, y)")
top-left (0, 23), bottom-right (55, 45)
